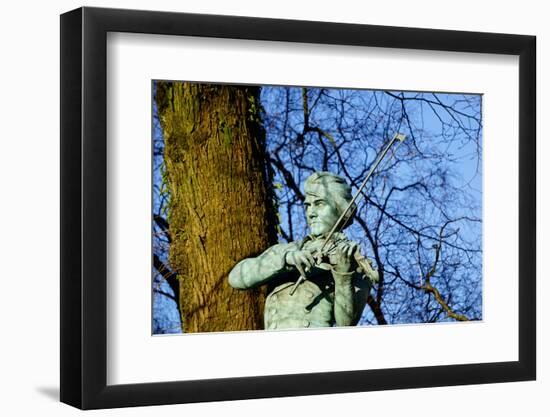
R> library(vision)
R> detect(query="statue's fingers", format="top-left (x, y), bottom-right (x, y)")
top-left (340, 242), bottom-right (351, 257)
top-left (304, 251), bottom-right (316, 267)
top-left (347, 242), bottom-right (358, 257)
top-left (292, 251), bottom-right (302, 267)
top-left (299, 253), bottom-right (312, 270)
top-left (287, 251), bottom-right (297, 266)
top-left (295, 257), bottom-right (308, 278)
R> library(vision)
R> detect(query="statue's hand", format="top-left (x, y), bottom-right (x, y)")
top-left (329, 241), bottom-right (358, 274)
top-left (285, 249), bottom-right (316, 273)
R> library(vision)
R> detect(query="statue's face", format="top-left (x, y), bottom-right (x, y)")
top-left (304, 185), bottom-right (340, 237)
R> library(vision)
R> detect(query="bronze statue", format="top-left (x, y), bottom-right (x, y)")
top-left (229, 172), bottom-right (379, 330)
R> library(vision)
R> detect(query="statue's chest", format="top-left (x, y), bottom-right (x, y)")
top-left (264, 280), bottom-right (334, 330)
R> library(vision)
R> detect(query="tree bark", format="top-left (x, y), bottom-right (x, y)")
top-left (156, 82), bottom-right (277, 332)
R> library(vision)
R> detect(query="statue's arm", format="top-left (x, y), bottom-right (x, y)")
top-left (332, 271), bottom-right (372, 326)
top-left (228, 242), bottom-right (298, 289)
top-left (330, 239), bottom-right (372, 326)
top-left (352, 275), bottom-right (371, 324)
top-left (332, 270), bottom-right (356, 326)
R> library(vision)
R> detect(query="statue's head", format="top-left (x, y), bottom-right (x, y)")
top-left (303, 172), bottom-right (356, 237)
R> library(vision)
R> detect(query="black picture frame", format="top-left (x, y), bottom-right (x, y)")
top-left (60, 6), bottom-right (536, 410)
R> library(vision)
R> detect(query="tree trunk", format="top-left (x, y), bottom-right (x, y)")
top-left (156, 82), bottom-right (277, 332)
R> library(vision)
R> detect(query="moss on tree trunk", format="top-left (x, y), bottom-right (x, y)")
top-left (156, 82), bottom-right (277, 332)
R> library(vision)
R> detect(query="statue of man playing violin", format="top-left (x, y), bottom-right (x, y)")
top-left (229, 171), bottom-right (379, 330)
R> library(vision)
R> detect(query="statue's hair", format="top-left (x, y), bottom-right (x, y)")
top-left (304, 172), bottom-right (356, 229)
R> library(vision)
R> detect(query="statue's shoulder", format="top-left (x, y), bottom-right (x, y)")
top-left (263, 239), bottom-right (302, 256)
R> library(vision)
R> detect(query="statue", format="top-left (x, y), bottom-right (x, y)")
top-left (228, 172), bottom-right (379, 330)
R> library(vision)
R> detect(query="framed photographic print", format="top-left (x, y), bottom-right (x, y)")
top-left (60, 6), bottom-right (536, 410)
